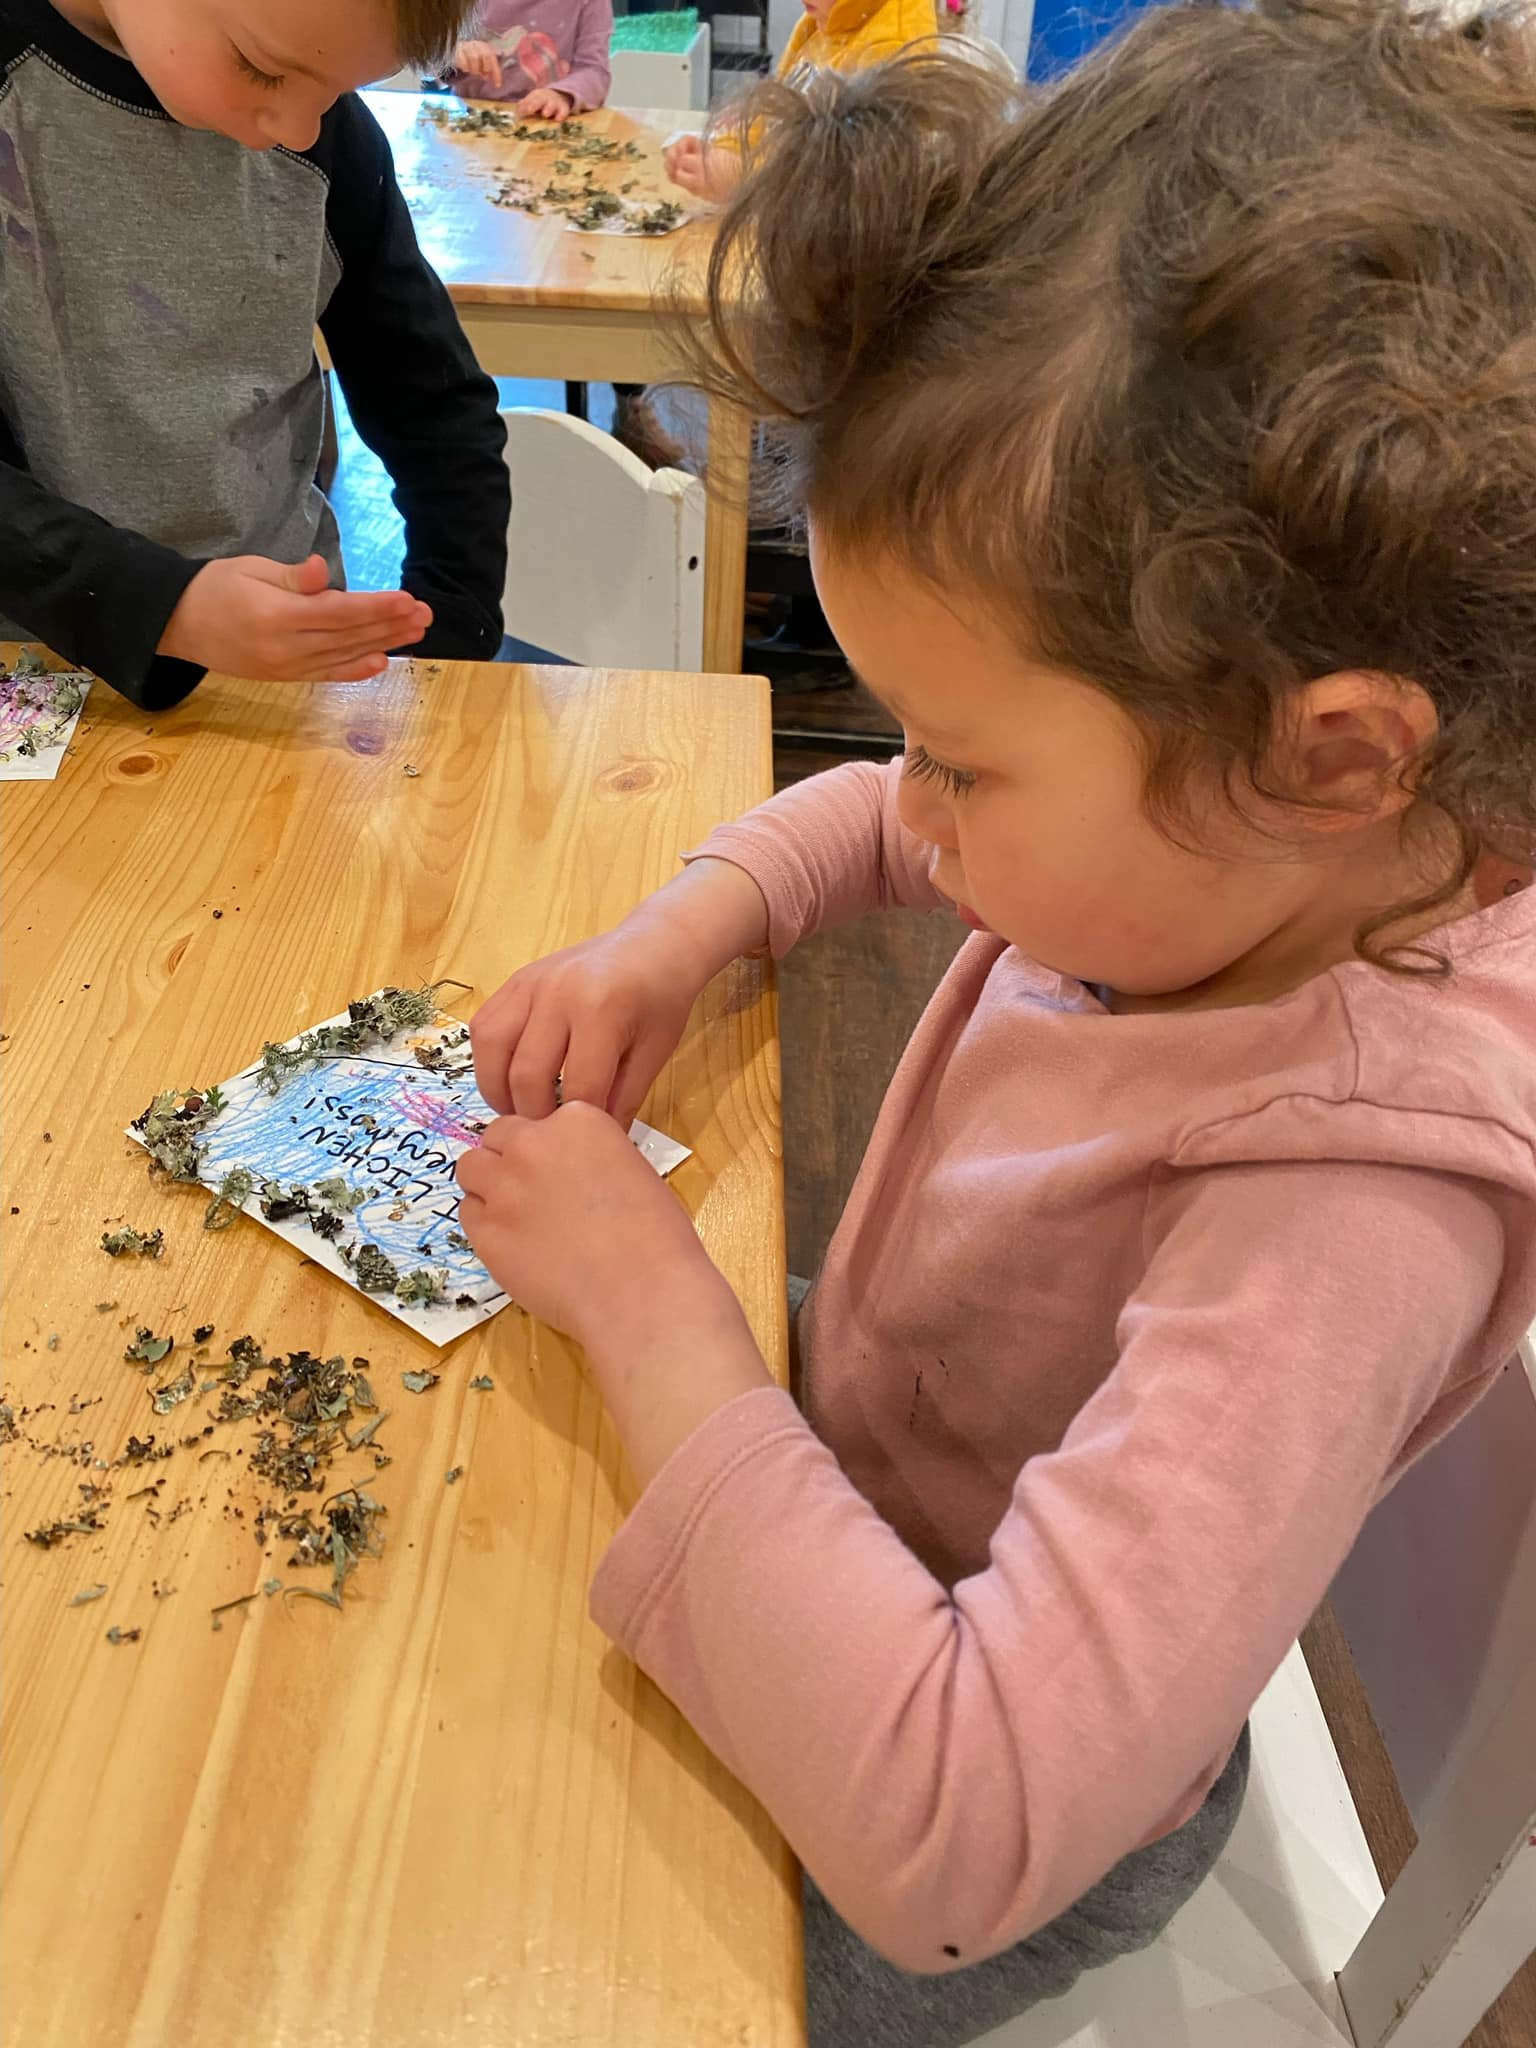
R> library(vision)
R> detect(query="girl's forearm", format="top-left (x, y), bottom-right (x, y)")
top-left (619, 856), bottom-right (772, 989)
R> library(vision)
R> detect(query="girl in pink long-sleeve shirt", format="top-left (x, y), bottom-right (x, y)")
top-left (456, 7), bottom-right (1536, 2041)
top-left (442, 0), bottom-right (612, 120)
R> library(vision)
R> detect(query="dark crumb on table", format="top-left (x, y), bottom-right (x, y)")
top-left (942, 1945), bottom-right (960, 1959)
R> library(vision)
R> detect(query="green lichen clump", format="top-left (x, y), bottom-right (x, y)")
top-left (253, 983), bottom-right (444, 1095)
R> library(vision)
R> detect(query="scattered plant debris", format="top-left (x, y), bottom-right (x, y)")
top-left (150, 1366), bottom-right (195, 1416)
top-left (253, 983), bottom-right (445, 1095)
top-left (204, 1166), bottom-right (254, 1230)
top-left (400, 1369), bottom-right (439, 1395)
top-left (101, 1225), bottom-right (164, 1258)
top-left (193, 1323), bottom-right (215, 1344)
top-left (69, 1583), bottom-right (108, 1606)
top-left (446, 1467), bottom-right (463, 1485)
top-left (347, 1243), bottom-right (401, 1294)
top-left (395, 1268), bottom-right (448, 1308)
top-left (131, 1086), bottom-right (227, 1183)
top-left (105, 1625), bottom-right (141, 1646)
top-left (469, 1375), bottom-right (494, 1392)
top-left (25, 1509), bottom-right (106, 1548)
top-left (124, 1328), bottom-right (173, 1369)
top-left (210, 1592), bottom-right (258, 1631)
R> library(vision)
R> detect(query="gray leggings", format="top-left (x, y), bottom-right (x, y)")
top-left (805, 1724), bottom-right (1251, 2048)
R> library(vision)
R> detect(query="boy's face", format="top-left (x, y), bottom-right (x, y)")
top-left (95, 0), bottom-right (401, 152)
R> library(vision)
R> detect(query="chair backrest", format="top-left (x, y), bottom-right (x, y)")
top-left (1329, 1329), bottom-right (1536, 2048)
top-left (499, 408), bottom-right (706, 672)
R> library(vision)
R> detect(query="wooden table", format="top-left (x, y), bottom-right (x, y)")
top-left (0, 654), bottom-right (803, 2048)
top-left (364, 94), bottom-right (750, 677)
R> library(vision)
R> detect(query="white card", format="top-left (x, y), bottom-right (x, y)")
top-left (127, 1005), bottom-right (691, 1348)
top-left (0, 668), bottom-right (92, 780)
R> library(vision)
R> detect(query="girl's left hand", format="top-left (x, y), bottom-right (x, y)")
top-left (456, 1102), bottom-right (714, 1348)
top-left (516, 86), bottom-right (575, 122)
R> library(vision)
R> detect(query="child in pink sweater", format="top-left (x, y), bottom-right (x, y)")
top-left (457, 6), bottom-right (1536, 2041)
top-left (442, 0), bottom-right (611, 119)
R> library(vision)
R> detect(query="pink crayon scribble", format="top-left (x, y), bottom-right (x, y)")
top-left (393, 1085), bottom-right (484, 1148)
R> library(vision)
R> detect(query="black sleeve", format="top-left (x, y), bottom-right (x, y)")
top-left (0, 413), bottom-right (205, 709)
top-left (318, 96), bottom-right (509, 659)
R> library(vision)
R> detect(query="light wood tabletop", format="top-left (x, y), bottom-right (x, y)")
top-left (0, 652), bottom-right (803, 2048)
top-left (362, 93), bottom-right (751, 677)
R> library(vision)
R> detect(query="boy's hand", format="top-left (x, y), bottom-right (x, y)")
top-left (663, 133), bottom-right (742, 202)
top-left (516, 87), bottom-right (575, 122)
top-left (452, 40), bottom-right (503, 88)
top-left (471, 925), bottom-right (705, 1128)
top-left (158, 555), bottom-right (431, 681)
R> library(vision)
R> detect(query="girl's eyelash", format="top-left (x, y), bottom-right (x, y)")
top-left (904, 744), bottom-right (977, 797)
top-left (234, 49), bottom-right (284, 88)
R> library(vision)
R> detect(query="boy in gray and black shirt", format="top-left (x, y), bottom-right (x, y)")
top-left (0, 0), bottom-right (509, 706)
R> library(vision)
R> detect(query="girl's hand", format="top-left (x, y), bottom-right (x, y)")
top-left (456, 1106), bottom-right (771, 1483)
top-left (452, 39), bottom-right (504, 88)
top-left (471, 928), bottom-right (699, 1128)
top-left (470, 860), bottom-right (771, 1128)
top-left (663, 133), bottom-right (742, 202)
top-left (457, 1102), bottom-right (714, 1347)
top-left (516, 86), bottom-right (575, 121)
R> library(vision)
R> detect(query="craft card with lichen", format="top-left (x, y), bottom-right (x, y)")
top-left (125, 997), bottom-right (692, 1348)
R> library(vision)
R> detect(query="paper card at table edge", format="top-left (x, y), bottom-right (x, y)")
top-left (0, 671), bottom-right (93, 782)
top-left (124, 1003), bottom-right (691, 1349)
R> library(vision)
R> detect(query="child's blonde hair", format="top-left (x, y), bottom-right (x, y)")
top-left (394, 0), bottom-right (480, 64)
top-left (691, 1), bottom-right (1536, 960)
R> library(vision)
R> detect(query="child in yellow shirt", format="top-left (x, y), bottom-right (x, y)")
top-left (665, 0), bottom-right (941, 200)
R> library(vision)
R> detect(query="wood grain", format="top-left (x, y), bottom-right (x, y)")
top-left (0, 653), bottom-right (803, 2048)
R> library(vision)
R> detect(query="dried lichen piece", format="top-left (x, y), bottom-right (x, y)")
top-left (204, 1166), bottom-right (254, 1230)
top-left (124, 1328), bottom-right (174, 1369)
top-left (101, 1225), bottom-right (164, 1258)
top-left (400, 1369), bottom-right (439, 1395)
top-left (395, 1267), bottom-right (448, 1308)
top-left (349, 1244), bottom-right (400, 1294)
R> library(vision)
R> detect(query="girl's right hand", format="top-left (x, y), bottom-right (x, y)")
top-left (471, 860), bottom-right (772, 1126)
top-left (663, 133), bottom-right (744, 203)
top-left (452, 40), bottom-right (504, 88)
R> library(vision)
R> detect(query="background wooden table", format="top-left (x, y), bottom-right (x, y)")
top-left (364, 94), bottom-right (751, 676)
top-left (0, 654), bottom-right (802, 2048)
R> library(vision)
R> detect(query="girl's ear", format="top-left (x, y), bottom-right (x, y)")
top-left (1283, 671), bottom-right (1439, 829)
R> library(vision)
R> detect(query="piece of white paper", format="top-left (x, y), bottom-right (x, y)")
top-left (127, 1005), bottom-right (691, 1348)
top-left (0, 668), bottom-right (92, 780)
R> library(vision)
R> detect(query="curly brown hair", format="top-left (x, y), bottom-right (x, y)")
top-left (391, 0), bottom-right (478, 67)
top-left (690, 1), bottom-right (1536, 958)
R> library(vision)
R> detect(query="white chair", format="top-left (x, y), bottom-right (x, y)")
top-left (972, 1326), bottom-right (1536, 2048)
top-left (499, 407), bottom-right (706, 671)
